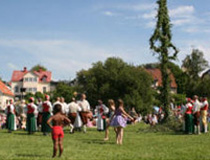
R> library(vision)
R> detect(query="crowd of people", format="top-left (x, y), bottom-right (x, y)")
top-left (181, 96), bottom-right (209, 134)
top-left (1, 93), bottom-right (209, 157)
top-left (0, 93), bottom-right (137, 157)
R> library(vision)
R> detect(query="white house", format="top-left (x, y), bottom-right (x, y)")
top-left (0, 80), bottom-right (14, 110)
top-left (11, 67), bottom-right (52, 97)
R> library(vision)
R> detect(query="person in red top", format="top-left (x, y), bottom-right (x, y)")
top-left (201, 97), bottom-right (209, 133)
top-left (26, 97), bottom-right (37, 134)
top-left (184, 98), bottom-right (193, 134)
top-left (42, 95), bottom-right (53, 135)
top-left (47, 104), bottom-right (70, 158)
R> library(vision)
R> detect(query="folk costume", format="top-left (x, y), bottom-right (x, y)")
top-left (26, 98), bottom-right (38, 134)
top-left (201, 98), bottom-right (209, 133)
top-left (42, 96), bottom-right (53, 135)
top-left (193, 98), bottom-right (201, 134)
top-left (68, 100), bottom-right (81, 133)
top-left (184, 100), bottom-right (193, 134)
top-left (78, 98), bottom-right (90, 133)
top-left (6, 102), bottom-right (16, 132)
top-left (95, 103), bottom-right (109, 131)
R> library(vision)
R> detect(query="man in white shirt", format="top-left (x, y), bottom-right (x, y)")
top-left (68, 98), bottom-right (81, 133)
top-left (77, 94), bottom-right (90, 133)
top-left (61, 97), bottom-right (68, 115)
top-left (192, 95), bottom-right (201, 134)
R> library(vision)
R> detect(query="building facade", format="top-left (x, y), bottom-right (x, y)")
top-left (0, 80), bottom-right (14, 110)
top-left (11, 67), bottom-right (52, 97)
top-left (146, 68), bottom-right (177, 94)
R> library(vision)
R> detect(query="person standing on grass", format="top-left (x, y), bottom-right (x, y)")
top-left (78, 94), bottom-right (90, 133)
top-left (200, 97), bottom-right (209, 133)
top-left (42, 95), bottom-right (53, 136)
top-left (5, 99), bottom-right (16, 133)
top-left (26, 97), bottom-right (38, 134)
top-left (95, 100), bottom-right (109, 131)
top-left (184, 98), bottom-right (194, 134)
top-left (47, 104), bottom-right (71, 158)
top-left (192, 95), bottom-right (201, 134)
top-left (68, 97), bottom-right (81, 133)
top-left (104, 99), bottom-right (116, 141)
top-left (110, 99), bottom-right (134, 145)
top-left (37, 98), bottom-right (43, 130)
top-left (60, 97), bottom-right (68, 115)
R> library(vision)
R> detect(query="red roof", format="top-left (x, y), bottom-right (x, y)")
top-left (11, 68), bottom-right (51, 83)
top-left (146, 68), bottom-right (177, 88)
top-left (0, 80), bottom-right (14, 96)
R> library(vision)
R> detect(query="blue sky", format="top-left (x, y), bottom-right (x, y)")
top-left (0, 0), bottom-right (210, 81)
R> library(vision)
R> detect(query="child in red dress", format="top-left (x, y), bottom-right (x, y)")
top-left (47, 104), bottom-right (70, 158)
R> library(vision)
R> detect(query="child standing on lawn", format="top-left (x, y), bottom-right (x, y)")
top-left (110, 99), bottom-right (134, 145)
top-left (47, 104), bottom-right (70, 158)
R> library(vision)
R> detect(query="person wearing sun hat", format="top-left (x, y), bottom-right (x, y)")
top-left (26, 97), bottom-right (38, 134)
top-left (41, 94), bottom-right (53, 135)
top-left (184, 98), bottom-right (193, 134)
top-left (6, 99), bottom-right (16, 133)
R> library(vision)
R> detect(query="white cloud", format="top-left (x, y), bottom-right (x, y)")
top-left (121, 3), bottom-right (156, 12)
top-left (169, 6), bottom-right (195, 18)
top-left (103, 11), bottom-right (119, 17)
top-left (0, 39), bottom-right (114, 80)
top-left (7, 63), bottom-right (18, 70)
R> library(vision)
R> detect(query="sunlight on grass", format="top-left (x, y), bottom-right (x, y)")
top-left (0, 123), bottom-right (210, 160)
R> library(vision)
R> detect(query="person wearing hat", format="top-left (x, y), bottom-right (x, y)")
top-left (192, 95), bottom-right (201, 134)
top-left (184, 98), bottom-right (193, 134)
top-left (5, 99), bottom-right (16, 133)
top-left (26, 97), bottom-right (38, 134)
top-left (200, 97), bottom-right (209, 133)
top-left (95, 100), bottom-right (109, 131)
top-left (42, 95), bottom-right (53, 135)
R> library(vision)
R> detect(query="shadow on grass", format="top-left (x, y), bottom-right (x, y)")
top-left (13, 132), bottom-right (43, 136)
top-left (16, 154), bottom-right (47, 158)
top-left (81, 138), bottom-right (115, 145)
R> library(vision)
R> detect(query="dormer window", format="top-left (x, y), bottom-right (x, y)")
top-left (41, 76), bottom-right (47, 82)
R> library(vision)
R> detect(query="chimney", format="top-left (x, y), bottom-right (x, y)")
top-left (23, 67), bottom-right (27, 72)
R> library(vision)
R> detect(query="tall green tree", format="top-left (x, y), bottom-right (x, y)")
top-left (149, 0), bottom-right (178, 119)
top-left (182, 49), bottom-right (209, 80)
top-left (76, 57), bottom-right (154, 114)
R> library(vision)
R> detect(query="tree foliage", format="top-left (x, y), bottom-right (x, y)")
top-left (149, 0), bottom-right (178, 119)
top-left (182, 49), bottom-right (209, 80)
top-left (52, 82), bottom-right (74, 103)
top-left (76, 57), bottom-right (154, 114)
top-left (31, 64), bottom-right (47, 72)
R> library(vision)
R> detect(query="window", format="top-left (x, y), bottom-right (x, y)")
top-left (33, 78), bottom-right (37, 82)
top-left (25, 78), bottom-right (28, 82)
top-left (29, 88), bottom-right (32, 92)
top-left (29, 78), bottom-right (33, 82)
top-left (43, 87), bottom-right (47, 93)
top-left (42, 76), bottom-right (47, 82)
top-left (14, 86), bottom-right (19, 93)
top-left (33, 88), bottom-right (37, 92)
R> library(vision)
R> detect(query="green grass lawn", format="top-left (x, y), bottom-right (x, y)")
top-left (0, 123), bottom-right (210, 160)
